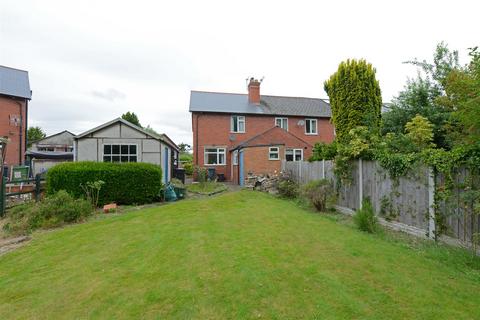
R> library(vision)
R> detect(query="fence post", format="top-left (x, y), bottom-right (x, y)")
top-left (358, 159), bottom-right (363, 209)
top-left (322, 159), bottom-right (325, 179)
top-left (35, 174), bottom-right (41, 201)
top-left (428, 167), bottom-right (436, 238)
top-left (299, 161), bottom-right (302, 183)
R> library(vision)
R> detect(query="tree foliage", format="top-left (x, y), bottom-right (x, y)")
top-left (121, 112), bottom-right (141, 127)
top-left (324, 59), bottom-right (382, 142)
top-left (27, 126), bottom-right (46, 147)
top-left (404, 114), bottom-right (434, 148)
top-left (382, 42), bottom-right (460, 149)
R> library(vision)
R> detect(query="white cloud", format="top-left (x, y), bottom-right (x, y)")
top-left (1, 0), bottom-right (478, 145)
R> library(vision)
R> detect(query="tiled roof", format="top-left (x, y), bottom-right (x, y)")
top-left (232, 126), bottom-right (312, 150)
top-left (189, 91), bottom-right (331, 118)
top-left (0, 65), bottom-right (32, 99)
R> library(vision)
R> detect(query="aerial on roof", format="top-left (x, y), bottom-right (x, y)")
top-left (0, 65), bottom-right (32, 99)
top-left (189, 91), bottom-right (331, 118)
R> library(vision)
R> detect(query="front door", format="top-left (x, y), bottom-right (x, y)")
top-left (164, 147), bottom-right (169, 183)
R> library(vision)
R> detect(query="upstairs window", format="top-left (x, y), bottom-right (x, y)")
top-left (275, 117), bottom-right (288, 131)
top-left (231, 115), bottom-right (245, 133)
top-left (204, 147), bottom-right (226, 165)
top-left (103, 144), bottom-right (137, 162)
top-left (305, 119), bottom-right (318, 135)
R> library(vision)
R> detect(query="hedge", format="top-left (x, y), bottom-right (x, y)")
top-left (46, 162), bottom-right (163, 205)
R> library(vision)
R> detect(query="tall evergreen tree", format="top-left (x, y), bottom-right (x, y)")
top-left (324, 59), bottom-right (382, 142)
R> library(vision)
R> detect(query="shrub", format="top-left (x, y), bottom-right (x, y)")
top-left (195, 166), bottom-right (208, 184)
top-left (183, 161), bottom-right (194, 176)
top-left (302, 179), bottom-right (334, 211)
top-left (276, 173), bottom-right (299, 198)
top-left (47, 162), bottom-right (162, 205)
top-left (3, 190), bottom-right (92, 235)
top-left (353, 198), bottom-right (378, 233)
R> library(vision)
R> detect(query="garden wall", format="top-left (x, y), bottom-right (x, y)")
top-left (283, 160), bottom-right (479, 245)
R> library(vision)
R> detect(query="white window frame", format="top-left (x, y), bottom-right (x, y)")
top-left (232, 150), bottom-right (238, 165)
top-left (230, 115), bottom-right (246, 133)
top-left (275, 117), bottom-right (288, 131)
top-left (204, 147), bottom-right (226, 166)
top-left (269, 147), bottom-right (280, 160)
top-left (102, 143), bottom-right (139, 163)
top-left (285, 148), bottom-right (303, 162)
top-left (305, 118), bottom-right (318, 135)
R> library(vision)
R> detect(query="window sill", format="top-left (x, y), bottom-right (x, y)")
top-left (305, 133), bottom-right (318, 135)
top-left (204, 164), bottom-right (227, 166)
top-left (269, 158), bottom-right (280, 161)
top-left (230, 131), bottom-right (245, 134)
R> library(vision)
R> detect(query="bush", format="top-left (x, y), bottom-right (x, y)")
top-left (276, 173), bottom-right (299, 198)
top-left (353, 198), bottom-right (378, 233)
top-left (3, 191), bottom-right (92, 235)
top-left (195, 166), bottom-right (208, 184)
top-left (183, 161), bottom-right (194, 176)
top-left (302, 179), bottom-right (334, 211)
top-left (47, 162), bottom-right (162, 205)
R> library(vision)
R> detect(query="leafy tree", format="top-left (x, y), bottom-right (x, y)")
top-left (441, 47), bottom-right (480, 142)
top-left (404, 114), bottom-right (434, 148)
top-left (324, 59), bottom-right (382, 142)
top-left (178, 143), bottom-right (191, 153)
top-left (27, 126), bottom-right (46, 147)
top-left (382, 42), bottom-right (460, 149)
top-left (121, 112), bottom-right (141, 127)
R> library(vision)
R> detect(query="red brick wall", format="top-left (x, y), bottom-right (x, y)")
top-left (0, 96), bottom-right (27, 166)
top-left (192, 112), bottom-right (334, 181)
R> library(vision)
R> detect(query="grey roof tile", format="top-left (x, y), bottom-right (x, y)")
top-left (189, 91), bottom-right (331, 117)
top-left (0, 65), bottom-right (32, 99)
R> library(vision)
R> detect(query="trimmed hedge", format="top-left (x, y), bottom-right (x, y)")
top-left (47, 162), bottom-right (163, 205)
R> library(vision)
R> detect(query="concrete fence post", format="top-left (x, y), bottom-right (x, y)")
top-left (358, 159), bottom-right (363, 209)
top-left (322, 159), bottom-right (325, 179)
top-left (428, 167), bottom-right (436, 238)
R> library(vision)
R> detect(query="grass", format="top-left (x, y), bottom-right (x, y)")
top-left (187, 181), bottom-right (227, 195)
top-left (0, 191), bottom-right (480, 319)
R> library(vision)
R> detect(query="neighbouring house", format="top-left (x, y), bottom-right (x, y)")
top-left (74, 118), bottom-right (180, 183)
top-left (26, 130), bottom-right (75, 175)
top-left (189, 78), bottom-right (335, 185)
top-left (0, 65), bottom-right (31, 167)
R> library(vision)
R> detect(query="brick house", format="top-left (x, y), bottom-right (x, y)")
top-left (189, 78), bottom-right (335, 185)
top-left (0, 66), bottom-right (31, 166)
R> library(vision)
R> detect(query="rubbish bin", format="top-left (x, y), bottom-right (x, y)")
top-left (174, 168), bottom-right (186, 184)
top-left (207, 168), bottom-right (216, 181)
top-left (164, 183), bottom-right (177, 202)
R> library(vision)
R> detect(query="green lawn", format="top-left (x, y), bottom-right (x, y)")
top-left (187, 182), bottom-right (227, 195)
top-left (1, 191), bottom-right (480, 319)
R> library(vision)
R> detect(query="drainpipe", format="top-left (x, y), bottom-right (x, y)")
top-left (15, 100), bottom-right (24, 165)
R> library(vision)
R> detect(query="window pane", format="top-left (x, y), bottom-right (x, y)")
top-left (129, 145), bottom-right (137, 154)
top-left (121, 145), bottom-right (129, 154)
top-left (285, 149), bottom-right (293, 161)
top-left (238, 121), bottom-right (244, 132)
top-left (312, 120), bottom-right (317, 133)
top-left (112, 156), bottom-right (120, 162)
top-left (276, 118), bottom-right (281, 126)
top-left (103, 156), bottom-right (111, 162)
top-left (306, 120), bottom-right (311, 133)
top-left (129, 156), bottom-right (137, 162)
top-left (206, 153), bottom-right (217, 164)
top-left (104, 145), bottom-right (111, 154)
top-left (218, 153), bottom-right (225, 164)
top-left (121, 156), bottom-right (129, 162)
top-left (295, 150), bottom-right (302, 161)
top-left (231, 116), bottom-right (238, 132)
top-left (112, 145), bottom-right (120, 154)
top-left (205, 148), bottom-right (217, 153)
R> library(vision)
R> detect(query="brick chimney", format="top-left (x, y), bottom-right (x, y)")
top-left (248, 77), bottom-right (261, 105)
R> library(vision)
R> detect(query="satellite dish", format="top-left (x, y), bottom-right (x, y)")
top-left (229, 135), bottom-right (236, 141)
top-left (297, 120), bottom-right (305, 126)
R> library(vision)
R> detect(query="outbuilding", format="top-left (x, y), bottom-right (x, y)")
top-left (74, 118), bottom-right (179, 183)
